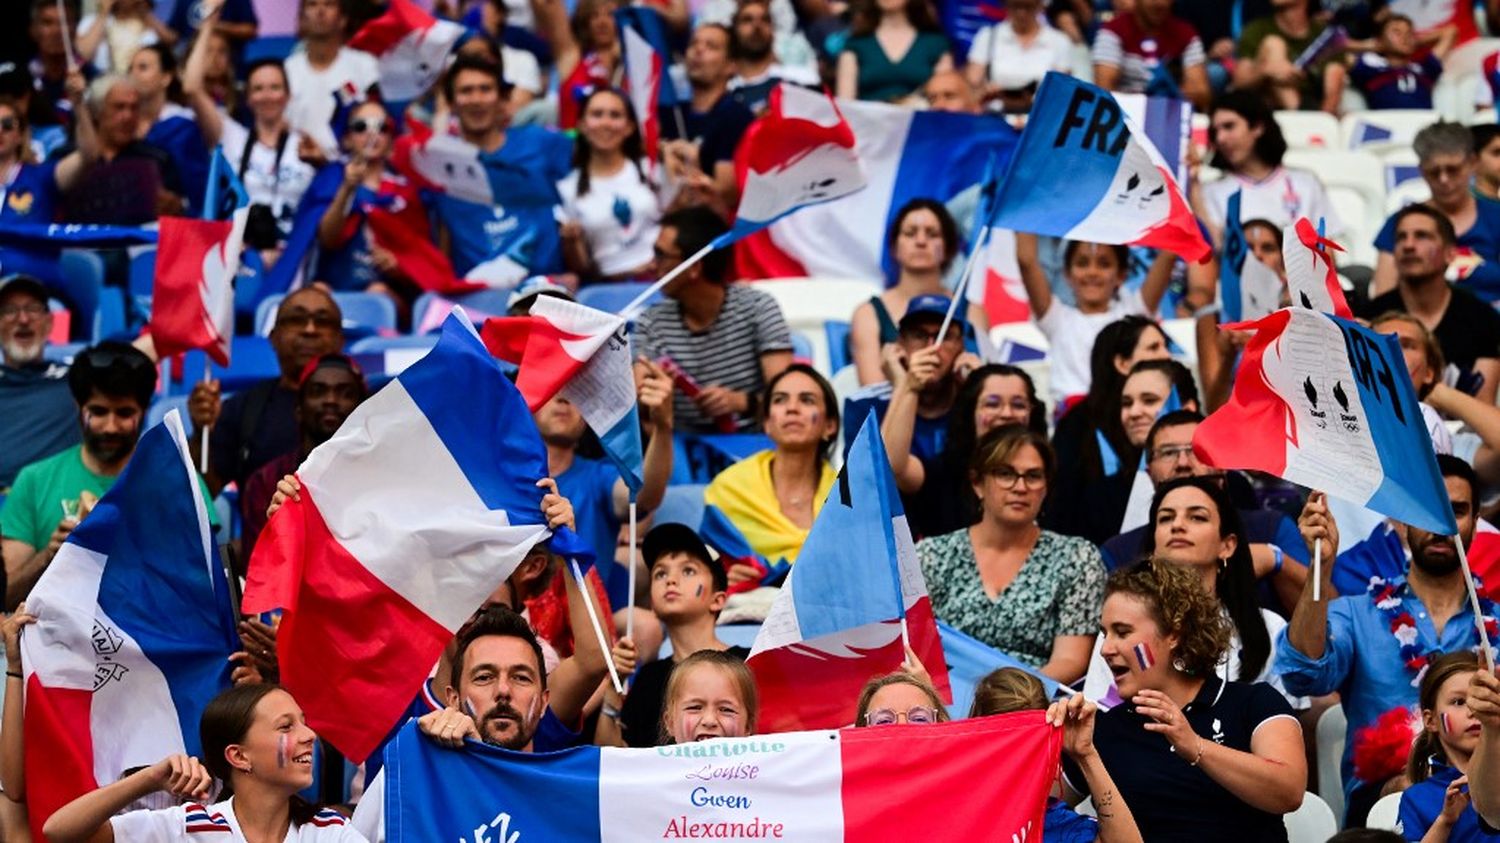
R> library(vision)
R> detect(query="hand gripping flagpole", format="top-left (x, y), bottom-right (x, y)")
top-left (571, 557), bottom-right (625, 694)
top-left (619, 242), bottom-right (717, 321)
top-left (1456, 534), bottom-right (1496, 672)
top-left (625, 499), bottom-right (638, 642)
top-left (933, 228), bottom-right (990, 348)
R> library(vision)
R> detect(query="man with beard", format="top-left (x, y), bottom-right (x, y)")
top-left (1278, 455), bottom-right (1499, 814)
top-left (0, 276), bottom-right (79, 491)
top-left (660, 24), bottom-right (755, 212)
top-left (238, 354), bottom-right (368, 561)
top-left (351, 605), bottom-right (607, 842)
top-left (188, 286), bottom-right (344, 496)
top-left (1, 341), bottom-right (154, 607)
top-left (726, 0), bottom-right (818, 114)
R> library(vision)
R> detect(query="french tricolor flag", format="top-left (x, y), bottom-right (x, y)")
top-left (242, 312), bottom-right (594, 762)
top-left (481, 296), bottom-right (645, 494)
top-left (148, 211), bottom-right (246, 366)
top-left (988, 72), bottom-right (1211, 262)
top-left (1194, 308), bottom-right (1457, 536)
top-left (381, 713), bottom-right (1060, 841)
top-left (747, 417), bottom-right (950, 733)
top-left (618, 7), bottom-right (674, 166)
top-left (348, 0), bottom-right (465, 102)
top-left (1283, 218), bottom-right (1353, 318)
top-left (715, 85), bottom-right (867, 250)
top-left (20, 411), bottom-right (238, 838)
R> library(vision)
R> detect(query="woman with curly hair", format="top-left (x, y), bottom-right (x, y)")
top-left (1063, 561), bottom-right (1305, 842)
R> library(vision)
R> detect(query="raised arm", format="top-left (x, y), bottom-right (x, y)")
top-left (1286, 492), bottom-right (1339, 660)
top-left (42, 756), bottom-right (214, 843)
top-left (1468, 669), bottom-right (1500, 827)
top-left (181, 1), bottom-right (227, 146)
top-left (614, 358), bottom-right (676, 518)
top-left (0, 608), bottom-right (36, 800)
top-left (52, 71), bottom-right (96, 193)
top-left (879, 344), bottom-right (937, 494)
top-left (1138, 249), bottom-right (1178, 316)
top-left (1015, 231), bottom-right (1055, 319)
top-left (317, 160), bottom-right (365, 250)
top-left (836, 52), bottom-right (859, 101)
top-left (535, 478), bottom-right (609, 727)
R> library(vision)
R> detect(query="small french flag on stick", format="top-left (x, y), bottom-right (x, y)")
top-left (1133, 642), bottom-right (1156, 672)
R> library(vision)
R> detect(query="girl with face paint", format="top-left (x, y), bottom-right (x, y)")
top-left (1400, 652), bottom-right (1488, 842)
top-left (659, 651), bottom-right (759, 744)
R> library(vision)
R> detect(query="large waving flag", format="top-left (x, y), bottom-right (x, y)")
top-left (1284, 218), bottom-right (1353, 318)
top-left (988, 72), bottom-right (1211, 262)
top-left (1219, 191), bottom-right (1283, 324)
top-left (714, 84), bottom-right (867, 249)
top-left (1193, 308), bottom-right (1456, 535)
top-left (380, 713), bottom-right (1060, 842)
top-left (616, 6), bottom-right (679, 166)
top-left (348, 0), bottom-right (465, 102)
top-left (482, 297), bottom-right (645, 494)
top-left (20, 411), bottom-right (238, 838)
top-left (938, 622), bottom-right (1062, 717)
top-left (203, 146), bottom-right (251, 224)
top-left (242, 313), bottom-right (594, 762)
top-left (747, 417), bottom-right (950, 732)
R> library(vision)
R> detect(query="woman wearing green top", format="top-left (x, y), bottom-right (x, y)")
top-left (835, 0), bottom-right (953, 103)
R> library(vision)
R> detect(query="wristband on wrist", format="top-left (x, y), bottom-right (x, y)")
top-left (601, 704), bottom-right (621, 721)
top-left (1270, 545), bottom-right (1285, 575)
top-left (6, 671), bottom-right (21, 679)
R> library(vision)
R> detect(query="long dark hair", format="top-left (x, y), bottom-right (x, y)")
top-left (850, 0), bottom-right (942, 36)
top-left (1408, 651), bottom-right (1481, 784)
top-left (572, 87), bottom-right (649, 197)
top-left (761, 363), bottom-right (841, 463)
top-left (200, 684), bottom-right (320, 826)
top-left (1078, 316), bottom-right (1167, 471)
top-left (1208, 90), bottom-right (1288, 171)
top-left (136, 43), bottom-right (186, 105)
top-left (941, 365), bottom-right (1045, 525)
top-left (1141, 476), bottom-right (1270, 682)
top-left (886, 198), bottom-right (960, 274)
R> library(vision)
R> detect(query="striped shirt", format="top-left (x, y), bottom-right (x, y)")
top-left (637, 284), bottom-right (793, 432)
top-left (1092, 14), bottom-right (1205, 96)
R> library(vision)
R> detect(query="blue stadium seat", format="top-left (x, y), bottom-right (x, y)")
top-left (824, 320), bottom-right (851, 373)
top-left (790, 332), bottom-right (813, 361)
top-left (576, 281), bottom-right (659, 314)
top-left (180, 337), bottom-right (281, 392)
top-left (127, 247), bottom-right (157, 327)
top-left (411, 289), bottom-right (513, 333)
top-left (654, 484), bottom-right (707, 529)
top-left (54, 250), bottom-right (104, 341)
top-left (146, 394), bottom-right (191, 430)
top-left (43, 342), bottom-right (86, 364)
top-left (349, 334), bottom-right (438, 378)
top-left (255, 292), bottom-right (398, 337)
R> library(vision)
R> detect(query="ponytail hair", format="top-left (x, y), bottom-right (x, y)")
top-left (1406, 651), bottom-right (1480, 784)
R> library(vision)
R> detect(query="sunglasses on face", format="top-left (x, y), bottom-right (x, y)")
top-left (348, 117), bottom-right (392, 136)
top-left (0, 118), bottom-right (18, 132)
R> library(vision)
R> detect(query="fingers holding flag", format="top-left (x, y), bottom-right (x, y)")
top-left (417, 706), bottom-right (481, 749)
top-left (266, 474), bottom-right (302, 519)
top-left (1297, 491), bottom-right (1340, 563)
top-left (537, 477), bottom-right (575, 532)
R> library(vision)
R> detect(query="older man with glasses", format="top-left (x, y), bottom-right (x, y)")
top-left (1098, 409), bottom-right (1310, 615)
top-left (0, 275), bottom-right (79, 493)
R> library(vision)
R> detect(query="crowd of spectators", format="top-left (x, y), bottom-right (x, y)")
top-left (11, 0), bottom-right (1500, 839)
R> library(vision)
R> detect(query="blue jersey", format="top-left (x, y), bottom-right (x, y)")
top-left (1350, 53), bottom-right (1442, 110)
top-left (429, 125), bottom-right (572, 277)
top-left (1, 159), bottom-right (60, 224)
top-left (146, 105), bottom-right (210, 212)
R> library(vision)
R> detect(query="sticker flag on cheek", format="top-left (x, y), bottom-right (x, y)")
top-left (1133, 643), bottom-right (1156, 672)
top-left (1442, 711), bottom-right (1452, 736)
top-left (277, 733), bottom-right (288, 769)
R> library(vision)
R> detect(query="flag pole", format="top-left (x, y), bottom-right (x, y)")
top-left (932, 228), bottom-right (989, 348)
top-left (625, 500), bottom-right (638, 641)
top-left (1456, 534), bottom-right (1496, 672)
top-left (57, 0), bottom-right (76, 69)
top-left (199, 356), bottom-right (212, 475)
top-left (1312, 537), bottom-right (1322, 602)
top-left (620, 242), bottom-right (715, 320)
top-left (571, 558), bottom-right (625, 694)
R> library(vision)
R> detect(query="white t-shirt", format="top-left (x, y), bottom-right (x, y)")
top-left (1035, 287), bottom-right (1148, 404)
top-left (967, 22), bottom-right (1074, 89)
top-left (1200, 166), bottom-right (1343, 239)
top-left (218, 119), bottom-right (318, 236)
top-left (284, 46), bottom-right (381, 155)
top-left (110, 798), bottom-right (367, 841)
top-left (1083, 607), bottom-right (1307, 710)
top-left (556, 162), bottom-right (663, 277)
top-left (78, 14), bottom-right (161, 75)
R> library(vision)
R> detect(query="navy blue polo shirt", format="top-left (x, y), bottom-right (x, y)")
top-left (1062, 675), bottom-right (1296, 842)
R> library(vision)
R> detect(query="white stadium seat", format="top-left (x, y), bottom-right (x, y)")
top-left (1387, 179), bottom-right (1433, 213)
top-left (1275, 110), bottom-right (1341, 150)
top-left (1341, 109), bottom-right (1440, 152)
top-left (1284, 793), bottom-right (1337, 843)
top-left (1474, 108), bottom-right (1499, 126)
top-left (749, 277), bottom-right (882, 374)
top-left (1366, 792), bottom-right (1403, 831)
top-left (1282, 149), bottom-right (1386, 246)
top-left (1435, 72), bottom-right (1481, 123)
top-left (1316, 703), bottom-right (1347, 820)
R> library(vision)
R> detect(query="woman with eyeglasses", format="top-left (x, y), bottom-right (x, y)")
top-left (314, 100), bottom-right (427, 305)
top-left (854, 672), bottom-right (950, 728)
top-left (883, 362), bottom-right (1046, 540)
top-left (1066, 561), bottom-right (1305, 842)
top-left (915, 424), bottom-right (1106, 684)
top-left (1081, 476), bottom-right (1304, 710)
top-left (849, 199), bottom-right (989, 386)
top-left (184, 1), bottom-right (315, 258)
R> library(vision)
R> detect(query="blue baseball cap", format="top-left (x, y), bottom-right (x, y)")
top-left (899, 293), bottom-right (966, 332)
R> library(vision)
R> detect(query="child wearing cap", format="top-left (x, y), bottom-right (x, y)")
top-left (595, 523), bottom-right (746, 748)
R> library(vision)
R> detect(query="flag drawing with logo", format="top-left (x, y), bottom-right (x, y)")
top-left (1284, 218), bottom-right (1353, 318)
top-left (1193, 308), bottom-right (1456, 535)
top-left (714, 84), bottom-right (866, 249)
top-left (20, 411), bottom-right (238, 838)
top-left (988, 72), bottom-right (1211, 262)
top-left (380, 713), bottom-right (1060, 842)
top-left (242, 313), bottom-right (594, 762)
top-left (747, 416), bottom-right (949, 732)
top-left (348, 0), bottom-right (465, 102)
top-left (481, 296), bottom-right (644, 494)
top-left (148, 211), bottom-right (246, 366)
